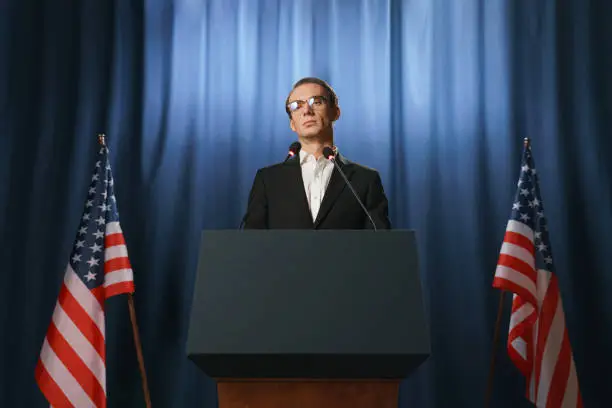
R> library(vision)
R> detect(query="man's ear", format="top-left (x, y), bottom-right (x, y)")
top-left (290, 118), bottom-right (296, 132)
top-left (332, 106), bottom-right (341, 122)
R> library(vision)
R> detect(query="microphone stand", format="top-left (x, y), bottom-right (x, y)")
top-left (326, 152), bottom-right (378, 231)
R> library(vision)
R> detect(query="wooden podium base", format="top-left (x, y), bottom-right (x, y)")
top-left (217, 379), bottom-right (400, 408)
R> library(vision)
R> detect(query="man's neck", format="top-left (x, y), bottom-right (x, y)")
top-left (300, 136), bottom-right (333, 160)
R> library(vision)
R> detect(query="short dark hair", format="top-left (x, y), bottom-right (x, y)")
top-left (285, 77), bottom-right (339, 117)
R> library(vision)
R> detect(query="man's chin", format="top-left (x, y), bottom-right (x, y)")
top-left (300, 130), bottom-right (322, 138)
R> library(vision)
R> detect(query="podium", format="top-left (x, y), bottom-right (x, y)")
top-left (186, 230), bottom-right (430, 408)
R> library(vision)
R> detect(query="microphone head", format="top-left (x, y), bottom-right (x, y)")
top-left (288, 141), bottom-right (301, 157)
top-left (323, 146), bottom-right (335, 160)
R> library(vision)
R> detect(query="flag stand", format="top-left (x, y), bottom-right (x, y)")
top-left (484, 137), bottom-right (530, 407)
top-left (98, 134), bottom-right (152, 408)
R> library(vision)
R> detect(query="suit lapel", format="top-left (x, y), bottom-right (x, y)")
top-left (284, 157), bottom-right (312, 225)
top-left (314, 154), bottom-right (354, 228)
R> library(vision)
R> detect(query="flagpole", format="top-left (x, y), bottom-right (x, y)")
top-left (98, 134), bottom-right (153, 408)
top-left (127, 294), bottom-right (153, 408)
top-left (484, 290), bottom-right (505, 407)
top-left (484, 137), bottom-right (531, 407)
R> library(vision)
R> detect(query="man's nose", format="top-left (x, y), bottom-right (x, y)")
top-left (301, 104), bottom-right (314, 115)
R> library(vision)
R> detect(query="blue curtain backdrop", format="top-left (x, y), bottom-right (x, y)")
top-left (1, 0), bottom-right (610, 407)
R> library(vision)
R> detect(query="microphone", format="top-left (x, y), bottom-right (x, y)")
top-left (323, 146), bottom-right (377, 231)
top-left (283, 141), bottom-right (302, 163)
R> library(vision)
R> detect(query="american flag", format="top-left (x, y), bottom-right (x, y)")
top-left (35, 145), bottom-right (135, 408)
top-left (492, 141), bottom-right (582, 407)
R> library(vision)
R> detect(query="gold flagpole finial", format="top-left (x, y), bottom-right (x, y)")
top-left (523, 137), bottom-right (530, 148)
top-left (98, 133), bottom-right (106, 147)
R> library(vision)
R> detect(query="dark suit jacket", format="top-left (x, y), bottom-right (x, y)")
top-left (242, 153), bottom-right (391, 229)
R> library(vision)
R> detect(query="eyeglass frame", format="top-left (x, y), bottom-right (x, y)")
top-left (286, 95), bottom-right (329, 115)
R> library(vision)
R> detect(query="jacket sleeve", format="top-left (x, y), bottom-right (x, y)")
top-left (242, 169), bottom-right (268, 229)
top-left (364, 171), bottom-right (391, 230)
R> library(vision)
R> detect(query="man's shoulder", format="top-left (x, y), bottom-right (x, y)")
top-left (344, 158), bottom-right (378, 173)
top-left (255, 161), bottom-right (289, 174)
top-left (341, 157), bottom-right (383, 181)
top-left (251, 161), bottom-right (293, 183)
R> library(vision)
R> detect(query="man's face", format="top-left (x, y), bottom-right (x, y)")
top-left (287, 83), bottom-right (339, 138)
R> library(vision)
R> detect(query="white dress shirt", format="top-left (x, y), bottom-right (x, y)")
top-left (299, 150), bottom-right (334, 221)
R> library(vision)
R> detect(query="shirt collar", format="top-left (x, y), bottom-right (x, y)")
top-left (299, 146), bottom-right (338, 164)
top-left (299, 149), bottom-right (312, 164)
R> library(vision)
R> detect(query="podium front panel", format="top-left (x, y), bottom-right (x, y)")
top-left (186, 230), bottom-right (430, 379)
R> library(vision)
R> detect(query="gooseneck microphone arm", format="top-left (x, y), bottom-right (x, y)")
top-left (323, 147), bottom-right (377, 231)
top-left (238, 213), bottom-right (247, 229)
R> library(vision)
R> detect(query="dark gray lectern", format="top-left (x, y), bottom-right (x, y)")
top-left (187, 230), bottom-right (430, 408)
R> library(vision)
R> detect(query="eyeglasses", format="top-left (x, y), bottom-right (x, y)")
top-left (286, 95), bottom-right (328, 113)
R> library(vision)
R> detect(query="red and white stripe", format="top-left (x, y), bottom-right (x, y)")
top-left (493, 220), bottom-right (583, 408)
top-left (35, 222), bottom-right (134, 408)
top-left (35, 266), bottom-right (107, 408)
top-left (104, 221), bottom-right (135, 297)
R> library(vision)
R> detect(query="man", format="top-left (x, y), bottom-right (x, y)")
top-left (242, 77), bottom-right (391, 230)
